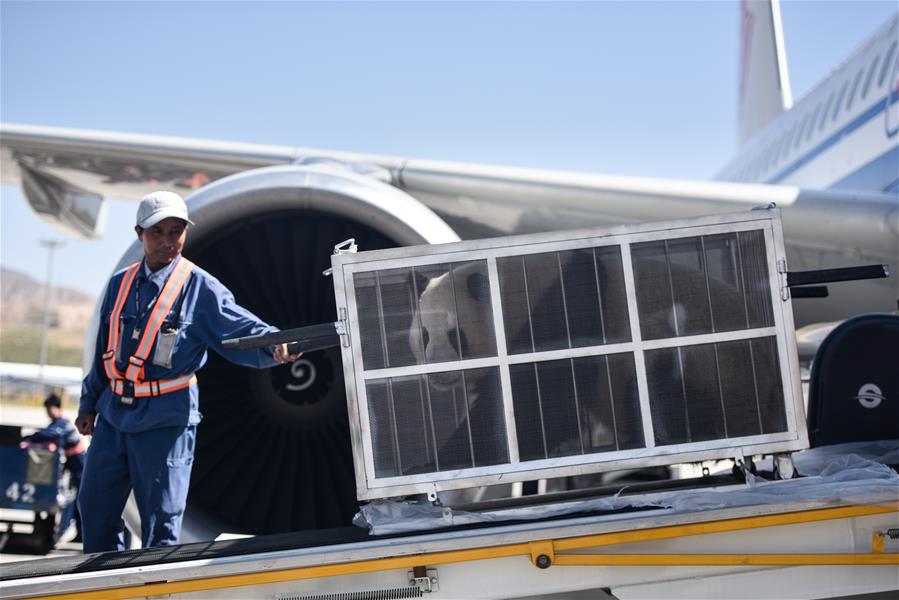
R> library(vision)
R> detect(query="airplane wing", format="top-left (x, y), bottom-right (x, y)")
top-left (2, 122), bottom-right (897, 326)
top-left (0, 361), bottom-right (83, 399)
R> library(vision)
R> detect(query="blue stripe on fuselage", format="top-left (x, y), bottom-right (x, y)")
top-left (765, 97), bottom-right (891, 187)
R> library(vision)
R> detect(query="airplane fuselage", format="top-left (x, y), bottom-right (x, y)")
top-left (719, 16), bottom-right (899, 193)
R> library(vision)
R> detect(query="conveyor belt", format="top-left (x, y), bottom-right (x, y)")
top-left (0, 506), bottom-right (669, 581)
top-left (1, 525), bottom-right (375, 581)
top-left (0, 473), bottom-right (742, 582)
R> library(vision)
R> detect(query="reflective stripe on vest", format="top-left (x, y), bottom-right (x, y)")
top-left (103, 258), bottom-right (196, 396)
top-left (110, 374), bottom-right (197, 398)
top-left (103, 262), bottom-right (141, 382)
top-left (123, 257), bottom-right (195, 382)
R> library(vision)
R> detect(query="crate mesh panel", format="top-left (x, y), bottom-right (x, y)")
top-left (497, 246), bottom-right (630, 354)
top-left (632, 231), bottom-right (774, 340)
top-left (354, 261), bottom-right (496, 370)
top-left (645, 337), bottom-right (787, 446)
top-left (510, 353), bottom-right (642, 460)
top-left (366, 367), bottom-right (507, 477)
top-left (345, 218), bottom-right (799, 497)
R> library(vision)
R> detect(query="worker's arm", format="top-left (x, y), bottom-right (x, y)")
top-left (195, 275), bottom-right (299, 367)
top-left (24, 419), bottom-right (67, 443)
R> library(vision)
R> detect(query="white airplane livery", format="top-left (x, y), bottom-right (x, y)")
top-left (721, 2), bottom-right (898, 192)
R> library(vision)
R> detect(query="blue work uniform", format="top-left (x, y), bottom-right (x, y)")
top-left (78, 256), bottom-right (279, 553)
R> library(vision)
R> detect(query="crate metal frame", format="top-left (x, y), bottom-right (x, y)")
top-left (331, 209), bottom-right (806, 500)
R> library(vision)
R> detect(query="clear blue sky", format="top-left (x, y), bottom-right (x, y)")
top-left (1, 1), bottom-right (896, 297)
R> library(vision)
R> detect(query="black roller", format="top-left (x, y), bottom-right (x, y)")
top-left (184, 209), bottom-right (395, 535)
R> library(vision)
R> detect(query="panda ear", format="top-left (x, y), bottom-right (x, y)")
top-left (409, 269), bottom-right (431, 297)
top-left (467, 271), bottom-right (491, 304)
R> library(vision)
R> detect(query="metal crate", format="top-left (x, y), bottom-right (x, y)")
top-left (330, 209), bottom-right (807, 500)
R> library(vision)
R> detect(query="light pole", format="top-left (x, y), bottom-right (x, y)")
top-left (37, 239), bottom-right (64, 392)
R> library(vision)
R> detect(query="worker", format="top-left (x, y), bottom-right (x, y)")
top-left (24, 392), bottom-right (87, 541)
top-left (76, 191), bottom-right (301, 553)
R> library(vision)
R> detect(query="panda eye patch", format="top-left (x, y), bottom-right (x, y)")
top-left (447, 329), bottom-right (460, 353)
top-left (447, 329), bottom-right (467, 356)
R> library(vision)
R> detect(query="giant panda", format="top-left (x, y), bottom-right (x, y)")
top-left (399, 237), bottom-right (768, 492)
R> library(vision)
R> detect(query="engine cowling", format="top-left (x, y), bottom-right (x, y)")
top-left (86, 164), bottom-right (459, 537)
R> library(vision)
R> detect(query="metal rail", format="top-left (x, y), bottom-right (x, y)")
top-left (32, 504), bottom-right (899, 600)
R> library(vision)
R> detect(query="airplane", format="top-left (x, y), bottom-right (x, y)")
top-left (0, 362), bottom-right (82, 401)
top-left (0, 1), bottom-right (896, 538)
top-left (722, 1), bottom-right (898, 193)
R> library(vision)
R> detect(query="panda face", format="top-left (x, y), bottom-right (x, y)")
top-left (409, 264), bottom-right (492, 390)
top-left (417, 273), bottom-right (464, 363)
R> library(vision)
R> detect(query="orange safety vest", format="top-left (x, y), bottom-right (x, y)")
top-left (102, 258), bottom-right (197, 399)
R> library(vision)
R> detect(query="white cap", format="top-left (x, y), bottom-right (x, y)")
top-left (136, 191), bottom-right (195, 229)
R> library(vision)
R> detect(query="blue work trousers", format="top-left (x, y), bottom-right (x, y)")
top-left (78, 416), bottom-right (196, 553)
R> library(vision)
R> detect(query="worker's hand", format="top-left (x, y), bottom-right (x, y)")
top-left (75, 413), bottom-right (96, 436)
top-left (274, 343), bottom-right (303, 364)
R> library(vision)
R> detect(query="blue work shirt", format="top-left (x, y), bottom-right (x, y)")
top-left (26, 417), bottom-right (84, 454)
top-left (80, 256), bottom-right (279, 433)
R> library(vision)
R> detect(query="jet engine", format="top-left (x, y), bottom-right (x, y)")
top-left (89, 164), bottom-right (459, 538)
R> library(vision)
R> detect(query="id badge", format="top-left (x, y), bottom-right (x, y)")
top-left (153, 328), bottom-right (179, 368)
top-left (120, 380), bottom-right (137, 409)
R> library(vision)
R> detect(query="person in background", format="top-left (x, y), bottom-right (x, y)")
top-left (76, 191), bottom-right (301, 553)
top-left (24, 392), bottom-right (86, 541)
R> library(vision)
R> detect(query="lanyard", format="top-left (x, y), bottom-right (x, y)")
top-left (134, 277), bottom-right (164, 322)
top-left (128, 261), bottom-right (175, 336)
